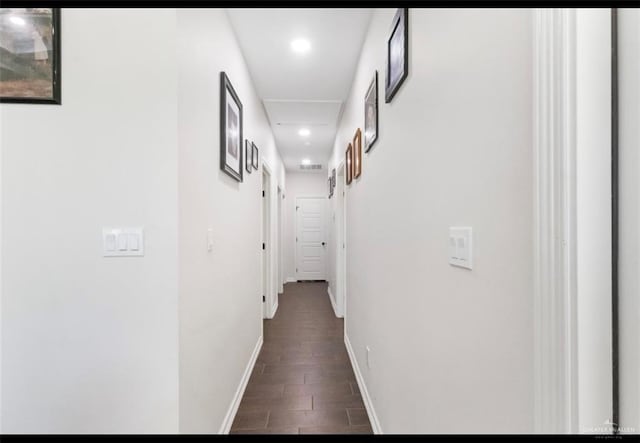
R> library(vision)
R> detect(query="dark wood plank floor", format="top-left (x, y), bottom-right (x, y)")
top-left (230, 281), bottom-right (373, 434)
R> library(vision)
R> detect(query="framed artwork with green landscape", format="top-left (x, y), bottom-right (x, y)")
top-left (0, 8), bottom-right (61, 104)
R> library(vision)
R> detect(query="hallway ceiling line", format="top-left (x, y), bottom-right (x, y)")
top-left (227, 8), bottom-right (373, 172)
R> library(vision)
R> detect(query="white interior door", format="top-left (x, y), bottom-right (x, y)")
top-left (296, 197), bottom-right (326, 281)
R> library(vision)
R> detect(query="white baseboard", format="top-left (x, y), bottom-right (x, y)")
top-left (344, 335), bottom-right (382, 434)
top-left (219, 335), bottom-right (263, 434)
top-left (285, 277), bottom-right (297, 283)
top-left (268, 300), bottom-right (279, 319)
top-left (327, 286), bottom-right (343, 318)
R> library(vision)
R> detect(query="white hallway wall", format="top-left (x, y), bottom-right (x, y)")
top-left (1, 9), bottom-right (180, 432)
top-left (328, 8), bottom-right (534, 433)
top-left (177, 9), bottom-right (285, 433)
top-left (0, 8), bottom-right (285, 433)
top-left (283, 172), bottom-right (327, 282)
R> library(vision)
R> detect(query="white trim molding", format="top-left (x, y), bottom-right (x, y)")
top-left (267, 299), bottom-right (279, 319)
top-left (285, 277), bottom-right (297, 284)
top-left (219, 335), bottom-right (263, 434)
top-left (327, 286), bottom-right (342, 318)
top-left (533, 8), bottom-right (578, 434)
top-left (344, 335), bottom-right (382, 434)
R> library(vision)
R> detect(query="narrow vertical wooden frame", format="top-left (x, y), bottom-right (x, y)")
top-left (353, 129), bottom-right (362, 179)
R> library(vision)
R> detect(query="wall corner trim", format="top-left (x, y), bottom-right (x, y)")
top-left (268, 300), bottom-right (279, 319)
top-left (327, 286), bottom-right (342, 318)
top-left (344, 335), bottom-right (382, 434)
top-left (219, 335), bottom-right (263, 434)
top-left (533, 8), bottom-right (578, 434)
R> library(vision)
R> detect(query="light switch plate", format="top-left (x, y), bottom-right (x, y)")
top-left (449, 227), bottom-right (473, 270)
top-left (103, 228), bottom-right (144, 257)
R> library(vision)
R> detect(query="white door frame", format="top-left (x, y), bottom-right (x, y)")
top-left (533, 9), bottom-right (578, 434)
top-left (277, 186), bottom-right (284, 295)
top-left (261, 163), bottom-right (272, 319)
top-left (533, 8), bottom-right (614, 434)
top-left (294, 195), bottom-right (327, 281)
top-left (335, 162), bottom-right (346, 319)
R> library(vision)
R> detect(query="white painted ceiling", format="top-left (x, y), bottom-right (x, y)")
top-left (226, 8), bottom-right (373, 172)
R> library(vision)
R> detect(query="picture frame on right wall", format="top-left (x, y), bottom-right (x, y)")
top-left (353, 128), bottom-right (362, 179)
top-left (364, 71), bottom-right (378, 152)
top-left (385, 8), bottom-right (409, 103)
top-left (346, 143), bottom-right (353, 185)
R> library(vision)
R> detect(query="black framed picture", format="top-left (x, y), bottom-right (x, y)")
top-left (245, 140), bottom-right (252, 173)
top-left (0, 8), bottom-right (61, 104)
top-left (364, 71), bottom-right (378, 152)
top-left (385, 8), bottom-right (408, 103)
top-left (252, 142), bottom-right (258, 170)
top-left (220, 72), bottom-right (243, 182)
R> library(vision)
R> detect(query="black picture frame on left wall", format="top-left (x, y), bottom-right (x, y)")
top-left (0, 8), bottom-right (61, 104)
top-left (252, 142), bottom-right (259, 170)
top-left (220, 72), bottom-right (243, 182)
top-left (245, 140), bottom-right (252, 174)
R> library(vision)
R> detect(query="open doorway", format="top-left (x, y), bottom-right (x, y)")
top-left (262, 166), bottom-right (271, 319)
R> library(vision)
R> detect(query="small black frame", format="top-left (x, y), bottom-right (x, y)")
top-left (245, 140), bottom-right (252, 174)
top-left (252, 142), bottom-right (259, 170)
top-left (385, 8), bottom-right (409, 103)
top-left (220, 71), bottom-right (243, 182)
top-left (0, 8), bottom-right (61, 104)
top-left (364, 71), bottom-right (378, 152)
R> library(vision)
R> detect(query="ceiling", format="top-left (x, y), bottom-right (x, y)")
top-left (226, 8), bottom-right (373, 172)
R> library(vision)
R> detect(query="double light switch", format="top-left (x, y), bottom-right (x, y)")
top-left (449, 227), bottom-right (472, 270)
top-left (103, 228), bottom-right (144, 257)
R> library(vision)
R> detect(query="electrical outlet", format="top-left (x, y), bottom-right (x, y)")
top-left (366, 346), bottom-right (371, 369)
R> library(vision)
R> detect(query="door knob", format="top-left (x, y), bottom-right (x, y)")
top-left (322, 242), bottom-right (326, 246)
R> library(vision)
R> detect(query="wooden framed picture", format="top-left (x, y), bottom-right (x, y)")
top-left (0, 8), bottom-right (61, 104)
top-left (252, 142), bottom-right (259, 170)
top-left (346, 143), bottom-right (353, 185)
top-left (220, 72), bottom-right (243, 182)
top-left (353, 128), bottom-right (362, 179)
top-left (245, 140), bottom-right (252, 173)
top-left (364, 71), bottom-right (378, 152)
top-left (385, 8), bottom-right (409, 103)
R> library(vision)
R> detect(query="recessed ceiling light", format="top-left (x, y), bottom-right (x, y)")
top-left (298, 128), bottom-right (310, 137)
top-left (291, 38), bottom-right (311, 54)
top-left (9, 16), bottom-right (26, 26)
top-left (301, 158), bottom-right (311, 165)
